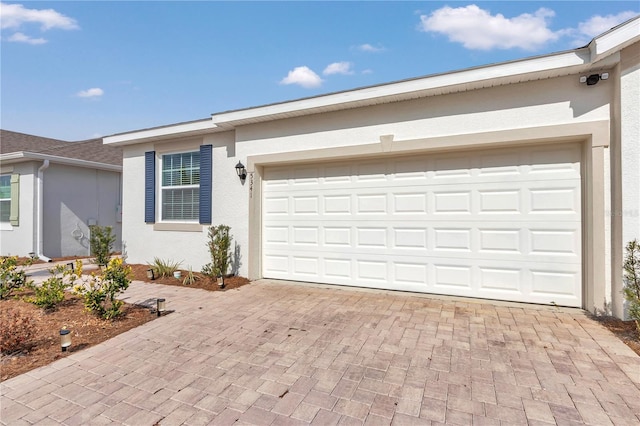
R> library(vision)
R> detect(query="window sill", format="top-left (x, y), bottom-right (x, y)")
top-left (0, 222), bottom-right (13, 231)
top-left (153, 223), bottom-right (203, 232)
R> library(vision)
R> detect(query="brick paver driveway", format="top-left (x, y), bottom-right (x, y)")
top-left (2, 279), bottom-right (639, 425)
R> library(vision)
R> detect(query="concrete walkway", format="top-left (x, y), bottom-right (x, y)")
top-left (1, 278), bottom-right (639, 425)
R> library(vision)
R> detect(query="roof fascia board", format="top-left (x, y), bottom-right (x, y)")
top-left (210, 50), bottom-right (590, 126)
top-left (591, 17), bottom-right (640, 61)
top-left (103, 119), bottom-right (217, 146)
top-left (0, 152), bottom-right (122, 172)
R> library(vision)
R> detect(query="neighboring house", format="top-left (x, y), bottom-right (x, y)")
top-left (0, 130), bottom-right (123, 260)
top-left (104, 18), bottom-right (639, 318)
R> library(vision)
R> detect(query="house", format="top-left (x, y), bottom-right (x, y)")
top-left (0, 130), bottom-right (123, 260)
top-left (104, 17), bottom-right (639, 318)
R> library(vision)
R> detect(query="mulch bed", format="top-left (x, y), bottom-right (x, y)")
top-left (1, 292), bottom-right (155, 381)
top-left (126, 263), bottom-right (250, 291)
top-left (592, 316), bottom-right (640, 356)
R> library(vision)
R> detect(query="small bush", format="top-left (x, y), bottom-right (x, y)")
top-left (74, 258), bottom-right (131, 319)
top-left (623, 239), bottom-right (640, 332)
top-left (0, 256), bottom-right (33, 299)
top-left (25, 264), bottom-right (73, 310)
top-left (202, 225), bottom-right (232, 278)
top-left (0, 308), bottom-right (36, 355)
top-left (90, 225), bottom-right (116, 266)
top-left (148, 257), bottom-right (182, 278)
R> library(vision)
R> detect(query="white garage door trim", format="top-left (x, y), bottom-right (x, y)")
top-left (261, 143), bottom-right (583, 307)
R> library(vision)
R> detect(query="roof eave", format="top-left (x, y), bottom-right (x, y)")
top-left (210, 49), bottom-right (595, 127)
top-left (590, 16), bottom-right (640, 62)
top-left (100, 16), bottom-right (639, 147)
top-left (103, 118), bottom-right (218, 146)
top-left (0, 152), bottom-right (122, 172)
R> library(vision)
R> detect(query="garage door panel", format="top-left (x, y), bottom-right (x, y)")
top-left (265, 185), bottom-right (580, 221)
top-left (263, 144), bottom-right (582, 307)
top-left (263, 223), bottom-right (580, 264)
top-left (262, 252), bottom-right (582, 306)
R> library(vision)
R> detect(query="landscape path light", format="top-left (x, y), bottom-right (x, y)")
top-left (157, 298), bottom-right (166, 317)
top-left (60, 329), bottom-right (71, 352)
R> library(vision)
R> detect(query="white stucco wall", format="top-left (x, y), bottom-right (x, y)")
top-left (621, 45), bottom-right (640, 246)
top-left (121, 73), bottom-right (614, 281)
top-left (42, 164), bottom-right (122, 258)
top-left (0, 162), bottom-right (38, 256)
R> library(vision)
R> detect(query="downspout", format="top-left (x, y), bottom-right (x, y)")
top-left (36, 160), bottom-right (51, 262)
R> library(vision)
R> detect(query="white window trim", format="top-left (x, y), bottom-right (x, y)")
top-left (158, 150), bottom-right (200, 223)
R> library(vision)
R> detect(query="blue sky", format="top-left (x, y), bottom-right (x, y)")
top-left (1, 1), bottom-right (638, 141)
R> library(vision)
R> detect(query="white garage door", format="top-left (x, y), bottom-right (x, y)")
top-left (262, 143), bottom-right (582, 307)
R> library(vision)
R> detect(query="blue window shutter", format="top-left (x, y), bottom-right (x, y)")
top-left (144, 151), bottom-right (155, 223)
top-left (199, 145), bottom-right (212, 224)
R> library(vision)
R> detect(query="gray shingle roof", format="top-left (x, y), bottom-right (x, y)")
top-left (0, 130), bottom-right (122, 166)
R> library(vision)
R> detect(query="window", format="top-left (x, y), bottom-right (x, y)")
top-left (145, 145), bottom-right (211, 224)
top-left (160, 151), bottom-right (200, 221)
top-left (0, 175), bottom-right (10, 222)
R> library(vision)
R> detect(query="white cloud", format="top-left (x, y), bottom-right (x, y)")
top-left (356, 43), bottom-right (385, 53)
top-left (77, 88), bottom-right (104, 98)
top-left (0, 2), bottom-right (78, 31)
top-left (578, 11), bottom-right (638, 38)
top-left (7, 31), bottom-right (46, 45)
top-left (362, 69), bottom-right (373, 75)
top-left (323, 62), bottom-right (354, 76)
top-left (419, 5), bottom-right (560, 51)
top-left (280, 66), bottom-right (323, 88)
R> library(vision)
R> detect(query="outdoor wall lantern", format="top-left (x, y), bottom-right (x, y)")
top-left (146, 268), bottom-right (155, 280)
top-left (235, 161), bottom-right (247, 182)
top-left (60, 329), bottom-right (71, 352)
top-left (157, 298), bottom-right (166, 317)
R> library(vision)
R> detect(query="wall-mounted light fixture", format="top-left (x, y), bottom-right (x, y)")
top-left (157, 298), bottom-right (166, 317)
top-left (579, 72), bottom-right (609, 86)
top-left (235, 161), bottom-right (247, 182)
top-left (60, 329), bottom-right (71, 352)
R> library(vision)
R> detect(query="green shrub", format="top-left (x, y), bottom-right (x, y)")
top-left (623, 239), bottom-right (640, 332)
top-left (90, 225), bottom-right (116, 266)
top-left (25, 265), bottom-right (71, 310)
top-left (202, 225), bottom-right (232, 278)
top-left (148, 257), bottom-right (182, 278)
top-left (74, 258), bottom-right (131, 319)
top-left (0, 308), bottom-right (36, 355)
top-left (0, 256), bottom-right (33, 299)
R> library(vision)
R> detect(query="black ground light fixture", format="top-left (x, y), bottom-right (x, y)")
top-left (146, 268), bottom-right (156, 280)
top-left (60, 329), bottom-right (71, 352)
top-left (235, 161), bottom-right (247, 182)
top-left (157, 298), bottom-right (166, 317)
